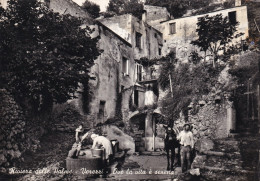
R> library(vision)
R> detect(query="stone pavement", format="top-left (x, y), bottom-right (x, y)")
top-left (106, 154), bottom-right (181, 180)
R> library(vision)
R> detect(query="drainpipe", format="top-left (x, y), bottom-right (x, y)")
top-left (257, 84), bottom-right (260, 133)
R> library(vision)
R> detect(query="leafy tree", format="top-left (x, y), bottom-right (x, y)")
top-left (189, 51), bottom-right (202, 65)
top-left (157, 52), bottom-right (224, 125)
top-left (82, 0), bottom-right (100, 19)
top-left (107, 0), bottom-right (144, 19)
top-left (0, 0), bottom-right (100, 116)
top-left (191, 14), bottom-right (243, 68)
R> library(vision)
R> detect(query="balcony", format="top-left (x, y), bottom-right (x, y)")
top-left (137, 68), bottom-right (160, 84)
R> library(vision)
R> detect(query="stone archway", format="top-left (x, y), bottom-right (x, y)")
top-left (128, 109), bottom-right (167, 152)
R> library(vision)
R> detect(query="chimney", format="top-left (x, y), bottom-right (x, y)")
top-left (142, 10), bottom-right (147, 22)
top-left (235, 0), bottom-right (241, 7)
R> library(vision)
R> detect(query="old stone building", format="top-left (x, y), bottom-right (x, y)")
top-left (145, 3), bottom-right (249, 62)
top-left (45, 0), bottom-right (163, 132)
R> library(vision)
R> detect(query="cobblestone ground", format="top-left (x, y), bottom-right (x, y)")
top-left (107, 154), bottom-right (181, 180)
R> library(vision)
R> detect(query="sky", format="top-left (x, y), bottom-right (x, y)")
top-left (73, 0), bottom-right (110, 12)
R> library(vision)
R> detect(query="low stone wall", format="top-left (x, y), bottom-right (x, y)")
top-left (189, 102), bottom-right (228, 142)
top-left (174, 99), bottom-right (229, 144)
top-left (0, 89), bottom-right (27, 173)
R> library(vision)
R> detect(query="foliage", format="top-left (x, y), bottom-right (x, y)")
top-left (107, 0), bottom-right (144, 19)
top-left (188, 0), bottom-right (214, 10)
top-left (191, 14), bottom-right (243, 67)
top-left (242, 0), bottom-right (260, 49)
top-left (0, 0), bottom-right (100, 115)
top-left (51, 103), bottom-right (85, 124)
top-left (158, 52), bottom-right (224, 124)
top-left (157, 52), bottom-right (177, 90)
top-left (229, 52), bottom-right (260, 85)
top-left (189, 51), bottom-right (202, 64)
top-left (223, 0), bottom-right (235, 9)
top-left (82, 0), bottom-right (100, 18)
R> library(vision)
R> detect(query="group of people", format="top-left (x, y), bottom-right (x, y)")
top-left (69, 123), bottom-right (194, 173)
top-left (68, 124), bottom-right (113, 165)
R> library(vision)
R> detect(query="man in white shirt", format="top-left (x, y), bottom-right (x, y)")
top-left (177, 123), bottom-right (194, 173)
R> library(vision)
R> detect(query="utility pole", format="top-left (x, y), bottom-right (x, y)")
top-left (169, 74), bottom-right (173, 97)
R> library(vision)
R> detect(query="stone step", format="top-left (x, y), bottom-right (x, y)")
top-left (204, 155), bottom-right (243, 170)
top-left (213, 139), bottom-right (240, 152)
top-left (192, 153), bottom-right (244, 169)
top-left (199, 150), bottom-right (241, 159)
top-left (199, 170), bottom-right (252, 181)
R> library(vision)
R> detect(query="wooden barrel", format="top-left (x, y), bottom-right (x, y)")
top-left (66, 149), bottom-right (104, 179)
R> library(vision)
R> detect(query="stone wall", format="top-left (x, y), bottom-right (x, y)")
top-left (87, 24), bottom-right (134, 126)
top-left (0, 89), bottom-right (27, 173)
top-left (144, 5), bottom-right (170, 26)
top-left (48, 0), bottom-right (92, 23)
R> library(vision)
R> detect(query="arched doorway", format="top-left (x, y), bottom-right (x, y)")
top-left (129, 110), bottom-right (167, 152)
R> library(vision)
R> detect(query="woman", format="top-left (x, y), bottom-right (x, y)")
top-left (91, 134), bottom-right (113, 163)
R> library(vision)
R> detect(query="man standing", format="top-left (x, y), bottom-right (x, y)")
top-left (177, 123), bottom-right (194, 173)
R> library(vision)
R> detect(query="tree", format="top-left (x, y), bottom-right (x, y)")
top-left (0, 0), bottom-right (100, 116)
top-left (107, 0), bottom-right (144, 19)
top-left (191, 14), bottom-right (243, 67)
top-left (82, 0), bottom-right (100, 19)
top-left (158, 59), bottom-right (224, 124)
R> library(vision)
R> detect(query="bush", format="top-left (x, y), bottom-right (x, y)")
top-left (51, 103), bottom-right (85, 125)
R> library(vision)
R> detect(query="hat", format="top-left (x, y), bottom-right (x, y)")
top-left (75, 128), bottom-right (83, 132)
top-left (183, 123), bottom-right (191, 127)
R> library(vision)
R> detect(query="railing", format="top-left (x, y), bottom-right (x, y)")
top-left (137, 71), bottom-right (160, 82)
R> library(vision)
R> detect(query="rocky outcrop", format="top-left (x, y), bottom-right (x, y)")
top-left (102, 125), bottom-right (135, 154)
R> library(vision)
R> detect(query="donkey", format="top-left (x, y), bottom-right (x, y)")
top-left (164, 125), bottom-right (181, 170)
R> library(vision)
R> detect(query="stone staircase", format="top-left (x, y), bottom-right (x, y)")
top-left (192, 135), bottom-right (260, 181)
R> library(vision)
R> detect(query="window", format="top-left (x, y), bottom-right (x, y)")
top-left (136, 32), bottom-right (142, 48)
top-left (169, 22), bottom-right (176, 34)
top-left (136, 64), bottom-right (143, 81)
top-left (158, 47), bottom-right (162, 56)
top-left (121, 85), bottom-right (125, 93)
top-left (122, 57), bottom-right (129, 75)
top-left (154, 33), bottom-right (157, 38)
top-left (134, 90), bottom-right (139, 106)
top-left (228, 11), bottom-right (236, 24)
top-left (98, 101), bottom-right (106, 121)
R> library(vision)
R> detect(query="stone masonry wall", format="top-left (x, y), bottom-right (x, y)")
top-left (144, 5), bottom-right (170, 26)
top-left (0, 89), bottom-right (27, 173)
top-left (48, 0), bottom-right (92, 23)
top-left (87, 24), bottom-right (134, 126)
top-left (174, 101), bottom-right (229, 144)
